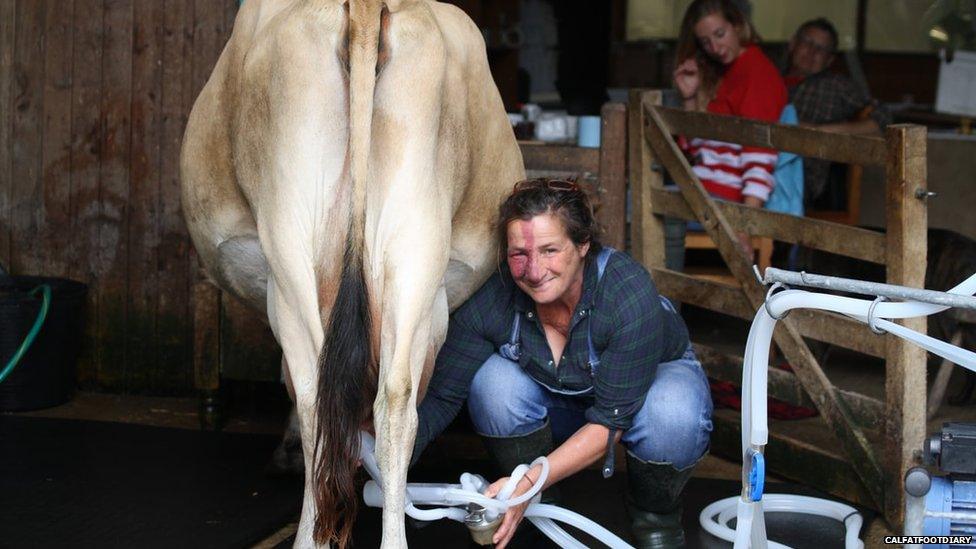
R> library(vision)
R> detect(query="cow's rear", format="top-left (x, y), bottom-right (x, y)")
top-left (180, 1), bottom-right (523, 547)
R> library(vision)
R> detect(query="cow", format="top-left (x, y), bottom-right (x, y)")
top-left (179, 1), bottom-right (524, 547)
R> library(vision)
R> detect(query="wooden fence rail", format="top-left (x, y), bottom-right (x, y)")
top-left (629, 89), bottom-right (928, 528)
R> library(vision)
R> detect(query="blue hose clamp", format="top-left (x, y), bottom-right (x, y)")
top-left (748, 451), bottom-right (765, 502)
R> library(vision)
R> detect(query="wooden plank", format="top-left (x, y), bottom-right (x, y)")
top-left (651, 268), bottom-right (887, 358)
top-left (189, 0), bottom-right (228, 394)
top-left (596, 102), bottom-right (626, 251)
top-left (220, 295), bottom-right (280, 382)
top-left (75, 0), bottom-right (102, 382)
top-left (224, 0), bottom-right (238, 34)
top-left (882, 125), bottom-right (928, 527)
top-left (653, 267), bottom-right (752, 318)
top-left (0, 0), bottom-right (14, 268)
top-left (650, 187), bottom-right (887, 264)
top-left (39, 0), bottom-right (75, 278)
top-left (628, 89), bottom-right (664, 268)
top-left (625, 90), bottom-right (645, 260)
top-left (695, 343), bottom-right (883, 431)
top-left (126, 0), bottom-right (164, 391)
top-left (656, 106), bottom-right (887, 167)
top-left (155, 0), bottom-right (193, 392)
top-left (69, 0), bottom-right (105, 386)
top-left (519, 144), bottom-right (600, 175)
top-left (641, 95), bottom-right (885, 509)
top-left (95, 0), bottom-right (134, 390)
top-left (193, 0), bottom-right (230, 97)
top-left (710, 409), bottom-right (877, 510)
top-left (192, 280), bottom-right (220, 391)
top-left (10, 0), bottom-right (45, 275)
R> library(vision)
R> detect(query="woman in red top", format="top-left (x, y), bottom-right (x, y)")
top-left (673, 0), bottom-right (787, 251)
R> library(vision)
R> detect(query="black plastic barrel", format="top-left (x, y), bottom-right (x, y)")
top-left (0, 276), bottom-right (87, 411)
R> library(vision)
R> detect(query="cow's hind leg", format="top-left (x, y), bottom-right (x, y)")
top-left (372, 253), bottom-right (451, 549)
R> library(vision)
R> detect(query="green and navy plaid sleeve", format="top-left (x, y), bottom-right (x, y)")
top-left (412, 275), bottom-right (508, 462)
top-left (584, 256), bottom-right (688, 431)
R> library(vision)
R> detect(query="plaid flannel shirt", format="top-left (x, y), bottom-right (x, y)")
top-left (788, 71), bottom-right (891, 202)
top-left (412, 250), bottom-right (690, 459)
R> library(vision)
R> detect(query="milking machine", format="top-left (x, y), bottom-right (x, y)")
top-left (358, 430), bottom-right (637, 548)
top-left (903, 422), bottom-right (976, 547)
top-left (699, 267), bottom-right (976, 548)
top-left (357, 266), bottom-right (976, 548)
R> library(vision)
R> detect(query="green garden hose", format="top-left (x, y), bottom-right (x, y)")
top-left (0, 284), bottom-right (51, 384)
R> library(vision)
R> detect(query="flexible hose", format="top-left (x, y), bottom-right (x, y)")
top-left (0, 284), bottom-right (51, 384)
top-left (704, 270), bottom-right (976, 548)
top-left (700, 494), bottom-right (864, 549)
top-left (359, 431), bottom-right (635, 548)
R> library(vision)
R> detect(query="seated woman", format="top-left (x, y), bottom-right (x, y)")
top-left (673, 0), bottom-right (787, 254)
top-left (412, 178), bottom-right (713, 549)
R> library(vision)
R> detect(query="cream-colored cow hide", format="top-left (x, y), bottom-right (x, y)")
top-left (180, 1), bottom-right (524, 547)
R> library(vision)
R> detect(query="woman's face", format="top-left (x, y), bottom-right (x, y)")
top-left (506, 213), bottom-right (589, 306)
top-left (694, 12), bottom-right (742, 65)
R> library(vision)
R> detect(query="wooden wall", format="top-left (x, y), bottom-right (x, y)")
top-left (0, 0), bottom-right (239, 394)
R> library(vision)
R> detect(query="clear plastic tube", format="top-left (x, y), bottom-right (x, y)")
top-left (706, 271), bottom-right (976, 549)
top-left (525, 503), bottom-right (634, 549)
top-left (701, 495), bottom-right (863, 549)
top-left (527, 516), bottom-right (588, 549)
top-left (359, 431), bottom-right (634, 548)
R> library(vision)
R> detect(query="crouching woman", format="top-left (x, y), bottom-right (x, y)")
top-left (412, 178), bottom-right (713, 548)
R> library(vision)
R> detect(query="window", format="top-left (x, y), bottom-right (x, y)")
top-left (626, 0), bottom-right (857, 50)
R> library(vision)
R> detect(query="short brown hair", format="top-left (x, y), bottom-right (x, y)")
top-left (795, 18), bottom-right (839, 54)
top-left (496, 178), bottom-right (602, 263)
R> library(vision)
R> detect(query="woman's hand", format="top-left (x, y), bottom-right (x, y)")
top-left (483, 473), bottom-right (536, 548)
top-left (673, 57), bottom-right (701, 106)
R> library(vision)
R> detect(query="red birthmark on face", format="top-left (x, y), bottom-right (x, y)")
top-left (508, 254), bottom-right (528, 279)
top-left (507, 221), bottom-right (536, 280)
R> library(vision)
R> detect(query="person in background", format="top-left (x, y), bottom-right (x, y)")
top-left (672, 0), bottom-right (787, 256)
top-left (783, 17), bottom-right (891, 205)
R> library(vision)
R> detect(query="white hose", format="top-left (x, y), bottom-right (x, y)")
top-left (702, 271), bottom-right (976, 548)
top-left (359, 431), bottom-right (635, 548)
top-left (700, 495), bottom-right (863, 549)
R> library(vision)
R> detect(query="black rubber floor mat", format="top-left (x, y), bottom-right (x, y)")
top-left (0, 416), bottom-right (303, 549)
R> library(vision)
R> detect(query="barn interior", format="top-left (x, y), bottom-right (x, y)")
top-left (2, 0), bottom-right (976, 547)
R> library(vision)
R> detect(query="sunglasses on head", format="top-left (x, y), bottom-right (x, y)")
top-left (511, 178), bottom-right (581, 194)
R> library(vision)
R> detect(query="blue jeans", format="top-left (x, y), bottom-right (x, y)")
top-left (467, 346), bottom-right (713, 469)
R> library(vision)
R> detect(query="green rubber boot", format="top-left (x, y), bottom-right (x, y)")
top-left (625, 451), bottom-right (703, 549)
top-left (479, 421), bottom-right (562, 548)
top-left (480, 420), bottom-right (561, 504)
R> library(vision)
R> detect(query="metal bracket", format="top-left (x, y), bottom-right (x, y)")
top-left (763, 282), bottom-right (790, 320)
top-left (867, 296), bottom-right (888, 335)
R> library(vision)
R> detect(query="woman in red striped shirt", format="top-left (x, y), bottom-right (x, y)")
top-left (673, 0), bottom-right (787, 254)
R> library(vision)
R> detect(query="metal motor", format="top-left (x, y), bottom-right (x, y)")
top-left (904, 423), bottom-right (976, 545)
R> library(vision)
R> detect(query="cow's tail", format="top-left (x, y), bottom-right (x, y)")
top-left (312, 0), bottom-right (385, 547)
